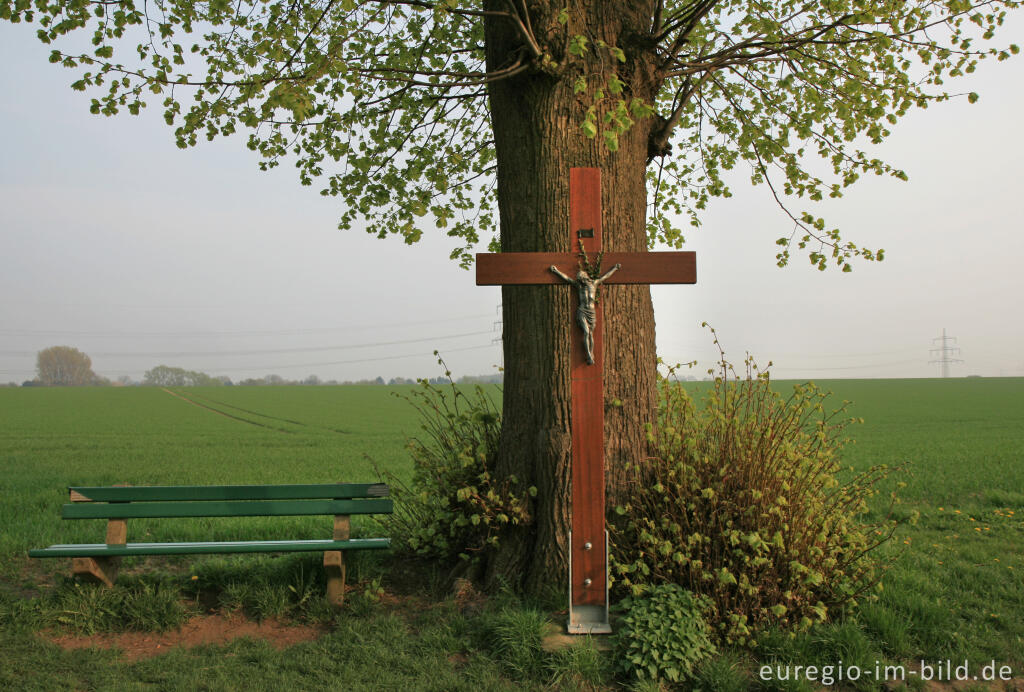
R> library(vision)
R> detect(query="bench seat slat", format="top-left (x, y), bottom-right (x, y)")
top-left (61, 498), bottom-right (393, 520)
top-left (69, 483), bottom-right (389, 503)
top-left (29, 538), bottom-right (390, 558)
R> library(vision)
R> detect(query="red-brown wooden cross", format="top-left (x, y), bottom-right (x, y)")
top-left (476, 167), bottom-right (696, 634)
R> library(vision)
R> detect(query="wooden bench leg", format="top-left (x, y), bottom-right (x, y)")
top-left (72, 557), bottom-right (120, 587)
top-left (73, 518), bottom-right (126, 587)
top-left (324, 551), bottom-right (346, 606)
top-left (324, 514), bottom-right (350, 607)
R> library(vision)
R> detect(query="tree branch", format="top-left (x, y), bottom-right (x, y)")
top-left (647, 69), bottom-right (714, 162)
top-left (654, 0), bottom-right (722, 48)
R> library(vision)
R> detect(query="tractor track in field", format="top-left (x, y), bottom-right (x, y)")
top-left (185, 393), bottom-right (308, 428)
top-left (160, 388), bottom-right (294, 433)
top-left (186, 392), bottom-right (353, 435)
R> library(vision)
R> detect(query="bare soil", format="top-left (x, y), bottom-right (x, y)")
top-left (44, 613), bottom-right (327, 662)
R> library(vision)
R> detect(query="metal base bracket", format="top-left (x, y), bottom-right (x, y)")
top-left (567, 530), bottom-right (611, 635)
top-left (568, 605), bottom-right (612, 635)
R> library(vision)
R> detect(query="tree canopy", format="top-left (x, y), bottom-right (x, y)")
top-left (143, 365), bottom-right (226, 386)
top-left (36, 345), bottom-right (98, 386)
top-left (3, 0), bottom-right (1018, 270)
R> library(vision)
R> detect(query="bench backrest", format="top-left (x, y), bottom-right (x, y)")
top-left (63, 483), bottom-right (392, 520)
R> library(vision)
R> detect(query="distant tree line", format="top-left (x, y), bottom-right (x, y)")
top-left (143, 365), bottom-right (230, 387)
top-left (21, 347), bottom-right (502, 387)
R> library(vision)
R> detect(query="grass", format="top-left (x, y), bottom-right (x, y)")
top-left (1, 378), bottom-right (1022, 689)
top-left (810, 378), bottom-right (1024, 666)
top-left (0, 385), bottom-right (432, 565)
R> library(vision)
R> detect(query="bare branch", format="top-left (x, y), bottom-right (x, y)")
top-left (648, 69), bottom-right (715, 162)
top-left (502, 0), bottom-right (541, 58)
top-left (654, 0), bottom-right (722, 48)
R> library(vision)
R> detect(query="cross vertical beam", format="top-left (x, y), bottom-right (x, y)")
top-left (567, 168), bottom-right (609, 631)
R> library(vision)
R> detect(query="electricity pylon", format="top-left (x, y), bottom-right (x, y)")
top-left (929, 328), bottom-right (963, 378)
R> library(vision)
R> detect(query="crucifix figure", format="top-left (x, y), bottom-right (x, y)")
top-left (476, 168), bottom-right (696, 634)
top-left (549, 262), bottom-right (621, 365)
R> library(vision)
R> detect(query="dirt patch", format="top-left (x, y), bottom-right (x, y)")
top-left (45, 613), bottom-right (327, 661)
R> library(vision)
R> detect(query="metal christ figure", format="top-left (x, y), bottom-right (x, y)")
top-left (550, 262), bottom-right (622, 365)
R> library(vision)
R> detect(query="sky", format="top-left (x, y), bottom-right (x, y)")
top-left (2, 19), bottom-right (1023, 384)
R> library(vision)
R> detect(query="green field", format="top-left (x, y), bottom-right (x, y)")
top-left (0, 385), bottom-right (427, 561)
top-left (1, 378), bottom-right (1022, 690)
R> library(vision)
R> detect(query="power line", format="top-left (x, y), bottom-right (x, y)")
top-left (0, 342), bottom-right (502, 378)
top-left (200, 342), bottom-right (500, 373)
top-left (929, 328), bottom-right (963, 378)
top-left (0, 330), bottom-right (494, 359)
top-left (0, 312), bottom-right (494, 339)
top-left (770, 359), bottom-right (920, 372)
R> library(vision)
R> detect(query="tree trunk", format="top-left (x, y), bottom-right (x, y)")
top-left (483, 1), bottom-right (659, 596)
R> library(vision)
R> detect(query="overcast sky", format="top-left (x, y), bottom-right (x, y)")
top-left (2, 21), bottom-right (1023, 384)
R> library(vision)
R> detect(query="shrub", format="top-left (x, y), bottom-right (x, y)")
top-left (385, 357), bottom-right (531, 569)
top-left (615, 583), bottom-right (717, 684)
top-left (613, 331), bottom-right (899, 645)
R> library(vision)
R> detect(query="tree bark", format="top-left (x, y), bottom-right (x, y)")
top-left (483, 1), bottom-right (659, 596)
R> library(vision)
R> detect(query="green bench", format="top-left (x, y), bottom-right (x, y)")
top-left (29, 483), bottom-right (392, 606)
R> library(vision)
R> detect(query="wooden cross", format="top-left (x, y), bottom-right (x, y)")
top-left (476, 167), bottom-right (697, 634)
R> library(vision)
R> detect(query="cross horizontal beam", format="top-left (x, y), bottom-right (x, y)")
top-left (475, 252), bottom-right (696, 286)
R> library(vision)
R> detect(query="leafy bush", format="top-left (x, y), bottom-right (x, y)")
top-left (385, 358), bottom-right (532, 568)
top-left (613, 332), bottom-right (899, 645)
top-left (615, 583), bottom-right (717, 684)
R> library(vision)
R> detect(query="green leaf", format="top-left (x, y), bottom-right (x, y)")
top-left (568, 35), bottom-right (588, 57)
top-left (13, 0), bottom-right (1003, 275)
